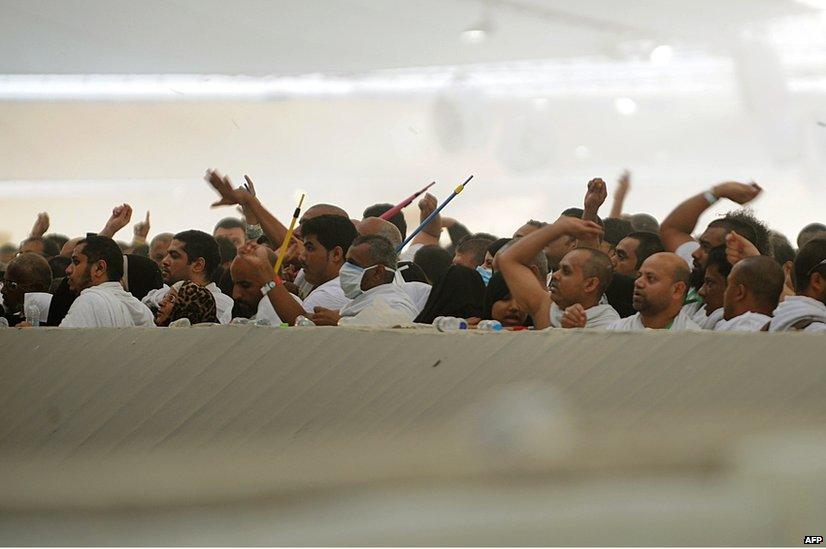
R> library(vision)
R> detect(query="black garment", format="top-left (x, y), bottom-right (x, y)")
top-left (605, 272), bottom-right (636, 318)
top-left (414, 264), bottom-right (485, 324)
top-left (398, 261), bottom-right (428, 284)
top-left (45, 277), bottom-right (76, 326)
top-left (123, 254), bottom-right (163, 301)
top-left (215, 265), bottom-right (234, 297)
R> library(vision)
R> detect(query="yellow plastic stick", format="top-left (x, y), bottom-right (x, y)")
top-left (273, 193), bottom-right (306, 277)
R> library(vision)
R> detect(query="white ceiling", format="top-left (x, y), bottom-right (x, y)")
top-left (0, 0), bottom-right (814, 75)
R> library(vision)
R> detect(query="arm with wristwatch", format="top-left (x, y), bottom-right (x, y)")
top-left (660, 181), bottom-right (762, 252)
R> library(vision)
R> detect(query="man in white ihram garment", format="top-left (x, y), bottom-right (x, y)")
top-left (310, 235), bottom-right (419, 326)
top-left (498, 214), bottom-right (619, 330)
top-left (142, 230), bottom-right (234, 324)
top-left (60, 235), bottom-right (154, 328)
top-left (714, 256), bottom-right (785, 332)
top-left (768, 237), bottom-right (826, 332)
top-left (607, 252), bottom-right (701, 331)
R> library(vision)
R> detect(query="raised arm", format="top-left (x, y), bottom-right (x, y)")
top-left (410, 192), bottom-right (442, 247)
top-left (29, 212), bottom-right (50, 238)
top-left (609, 170), bottom-right (630, 219)
top-left (205, 170), bottom-right (289, 247)
top-left (660, 181), bottom-right (762, 251)
top-left (98, 204), bottom-right (133, 238)
top-left (580, 177), bottom-right (607, 249)
top-left (236, 242), bottom-right (306, 325)
top-left (499, 216), bottom-right (603, 329)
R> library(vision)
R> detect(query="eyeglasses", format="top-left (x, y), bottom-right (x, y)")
top-left (807, 258), bottom-right (826, 277)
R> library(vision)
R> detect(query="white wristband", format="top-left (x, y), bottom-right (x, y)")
top-left (703, 190), bottom-right (718, 205)
top-left (260, 280), bottom-right (277, 296)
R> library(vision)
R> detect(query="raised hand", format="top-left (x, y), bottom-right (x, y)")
top-left (236, 241), bottom-right (275, 286)
top-left (617, 170), bottom-right (631, 196)
top-left (133, 211), bottom-right (150, 242)
top-left (725, 231), bottom-right (760, 265)
top-left (553, 216), bottom-right (604, 241)
top-left (712, 181), bottom-right (762, 205)
top-left (583, 178), bottom-right (608, 212)
top-left (561, 303), bottom-right (588, 328)
top-left (418, 192), bottom-right (441, 238)
top-left (100, 203), bottom-right (133, 238)
top-left (30, 212), bottom-right (50, 238)
top-left (205, 169), bottom-right (249, 208)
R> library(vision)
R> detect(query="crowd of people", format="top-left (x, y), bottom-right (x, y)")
top-left (2, 169), bottom-right (826, 333)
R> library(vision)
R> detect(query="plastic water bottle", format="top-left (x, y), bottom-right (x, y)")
top-left (24, 303), bottom-right (41, 327)
top-left (230, 317), bottom-right (251, 325)
top-left (434, 316), bottom-right (468, 332)
top-left (253, 318), bottom-right (271, 326)
top-left (477, 320), bottom-right (503, 332)
top-left (0, 317), bottom-right (9, 328)
top-left (295, 315), bottom-right (316, 327)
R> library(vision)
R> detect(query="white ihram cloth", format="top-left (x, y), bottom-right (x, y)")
top-left (339, 282), bottom-right (419, 321)
top-left (60, 282), bottom-right (154, 328)
top-left (402, 281), bottom-right (432, 315)
top-left (714, 312), bottom-right (772, 332)
top-left (767, 296), bottom-right (826, 332)
top-left (691, 304), bottom-right (725, 330)
top-left (548, 301), bottom-right (620, 329)
top-left (607, 307), bottom-right (702, 331)
top-left (301, 276), bottom-right (349, 313)
top-left (253, 292), bottom-right (304, 324)
top-left (143, 282), bottom-right (233, 324)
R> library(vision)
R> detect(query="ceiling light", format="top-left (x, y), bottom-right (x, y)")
top-left (461, 29), bottom-right (487, 44)
top-left (650, 45), bottom-right (674, 65)
top-left (614, 97), bottom-right (638, 116)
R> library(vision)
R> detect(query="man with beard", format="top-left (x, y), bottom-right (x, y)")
top-left (499, 216), bottom-right (617, 330)
top-left (58, 235), bottom-right (154, 327)
top-left (228, 243), bottom-right (301, 323)
top-left (231, 215), bottom-right (358, 325)
top-left (660, 181), bottom-right (769, 313)
top-left (607, 252), bottom-right (701, 331)
top-left (142, 230), bottom-right (233, 324)
top-left (610, 231), bottom-right (665, 279)
top-left (694, 246), bottom-right (731, 329)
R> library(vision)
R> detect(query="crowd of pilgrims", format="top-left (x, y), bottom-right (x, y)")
top-left (2, 169), bottom-right (826, 333)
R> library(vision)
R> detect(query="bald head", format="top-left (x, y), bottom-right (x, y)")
top-left (633, 252), bottom-right (690, 316)
top-left (725, 256), bottom-right (785, 318)
top-left (356, 217), bottom-right (402, 250)
top-left (60, 237), bottom-right (84, 258)
top-left (301, 203), bottom-right (349, 223)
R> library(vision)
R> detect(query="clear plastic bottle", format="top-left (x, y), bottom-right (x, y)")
top-left (434, 316), bottom-right (468, 332)
top-left (230, 317), bottom-right (251, 325)
top-left (477, 319), bottom-right (503, 332)
top-left (295, 315), bottom-right (316, 327)
top-left (253, 318), bottom-right (271, 326)
top-left (24, 303), bottom-right (41, 327)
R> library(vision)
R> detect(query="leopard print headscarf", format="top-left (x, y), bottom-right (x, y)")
top-left (170, 282), bottom-right (218, 324)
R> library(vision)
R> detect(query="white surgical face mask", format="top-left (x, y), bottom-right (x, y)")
top-left (339, 262), bottom-right (396, 299)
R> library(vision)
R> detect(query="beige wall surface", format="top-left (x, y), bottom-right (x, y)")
top-left (0, 326), bottom-right (824, 544)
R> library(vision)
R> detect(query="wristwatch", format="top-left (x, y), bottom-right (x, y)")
top-left (260, 280), bottom-right (277, 296)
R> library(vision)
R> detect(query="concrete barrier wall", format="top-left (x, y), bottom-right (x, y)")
top-left (1, 326), bottom-right (824, 545)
